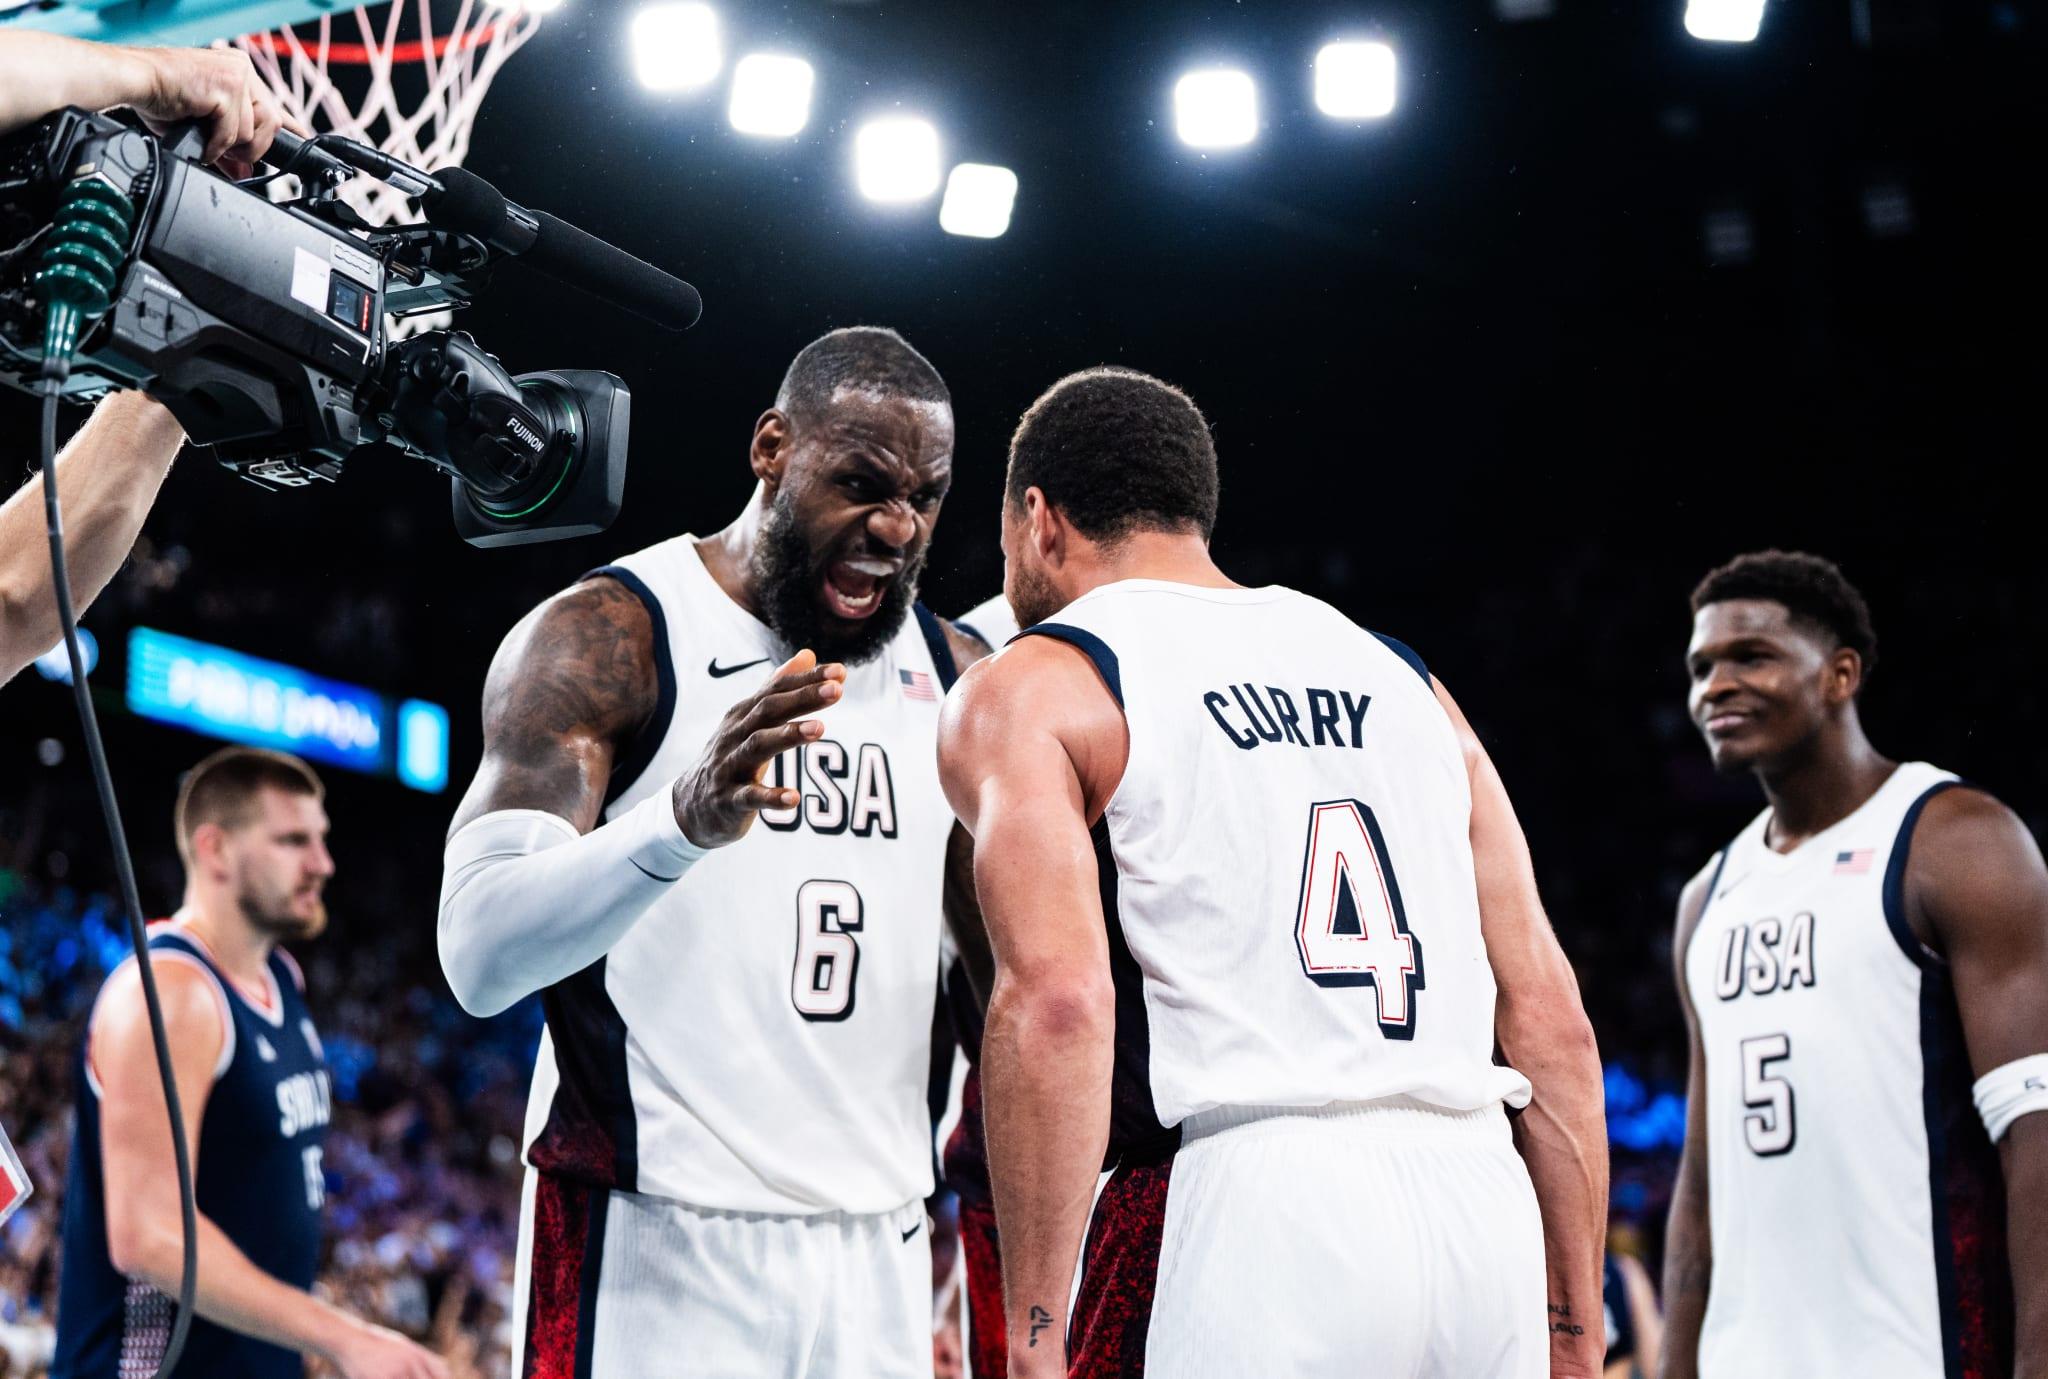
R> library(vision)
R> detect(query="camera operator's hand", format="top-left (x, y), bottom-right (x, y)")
top-left (669, 650), bottom-right (847, 848)
top-left (129, 46), bottom-right (287, 179)
top-left (0, 34), bottom-right (292, 177)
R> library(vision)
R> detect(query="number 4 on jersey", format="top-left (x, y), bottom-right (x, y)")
top-left (1294, 799), bottom-right (1425, 1038)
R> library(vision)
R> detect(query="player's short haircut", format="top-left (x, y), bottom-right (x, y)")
top-left (1691, 549), bottom-right (1879, 676)
top-left (1006, 367), bottom-right (1220, 544)
top-left (175, 747), bottom-right (324, 863)
top-left (774, 326), bottom-right (951, 430)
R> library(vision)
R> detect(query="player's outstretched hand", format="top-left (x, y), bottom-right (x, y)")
top-left (128, 46), bottom-right (289, 178)
top-left (671, 649), bottom-right (845, 848)
top-left (327, 1319), bottom-right (449, 1379)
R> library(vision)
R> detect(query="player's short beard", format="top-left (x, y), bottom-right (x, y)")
top-left (237, 872), bottom-right (327, 942)
top-left (752, 491), bottom-right (925, 666)
top-left (1007, 558), bottom-right (1064, 629)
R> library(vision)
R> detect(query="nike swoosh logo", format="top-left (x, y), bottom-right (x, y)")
top-left (901, 1222), bottom-right (921, 1242)
top-left (1714, 872), bottom-right (1751, 902)
top-left (707, 657), bottom-right (771, 679)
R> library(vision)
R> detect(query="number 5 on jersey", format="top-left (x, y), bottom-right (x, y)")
top-left (1294, 799), bottom-right (1425, 1038)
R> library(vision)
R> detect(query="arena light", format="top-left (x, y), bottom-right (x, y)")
top-left (1684, 0), bottom-right (1766, 42)
top-left (855, 117), bottom-right (943, 203)
top-left (939, 164), bottom-right (1018, 239)
top-left (728, 53), bottom-right (814, 137)
top-left (631, 2), bottom-right (722, 93)
top-left (1314, 41), bottom-right (1397, 119)
top-left (1173, 68), bottom-right (1258, 149)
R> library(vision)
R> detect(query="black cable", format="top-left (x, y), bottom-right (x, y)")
top-left (39, 366), bottom-right (198, 1378)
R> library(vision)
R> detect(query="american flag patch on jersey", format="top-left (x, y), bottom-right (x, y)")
top-left (1834, 848), bottom-right (1875, 875)
top-left (900, 669), bottom-right (937, 702)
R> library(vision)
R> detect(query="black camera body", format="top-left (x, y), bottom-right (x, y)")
top-left (0, 109), bottom-right (641, 546)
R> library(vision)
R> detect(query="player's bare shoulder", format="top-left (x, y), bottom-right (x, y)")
top-left (1905, 783), bottom-right (2048, 947)
top-left (451, 575), bottom-right (661, 834)
top-left (939, 634), bottom-right (1126, 819)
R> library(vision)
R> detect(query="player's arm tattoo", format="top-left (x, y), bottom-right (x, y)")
top-left (448, 577), bottom-right (658, 837)
top-left (1026, 1304), bottom-right (1055, 1348)
top-left (1545, 1301), bottom-right (1585, 1338)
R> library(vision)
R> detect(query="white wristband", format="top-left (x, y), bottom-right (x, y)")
top-left (1972, 1052), bottom-right (2048, 1144)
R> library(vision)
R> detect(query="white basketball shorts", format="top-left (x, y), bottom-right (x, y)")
top-left (510, 1168), bottom-right (931, 1378)
top-left (1069, 1097), bottom-right (1546, 1378)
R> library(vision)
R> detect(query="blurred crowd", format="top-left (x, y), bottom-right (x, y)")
top-left (0, 866), bottom-right (538, 1379)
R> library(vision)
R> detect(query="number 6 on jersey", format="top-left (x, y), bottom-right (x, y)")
top-left (1294, 799), bottom-right (1425, 1038)
top-left (792, 880), bottom-right (863, 1022)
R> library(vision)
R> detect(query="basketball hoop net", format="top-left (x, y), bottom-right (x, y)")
top-left (233, 0), bottom-right (546, 333)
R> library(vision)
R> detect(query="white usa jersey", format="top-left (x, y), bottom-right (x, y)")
top-left (1019, 580), bottom-right (1531, 1159)
top-left (519, 534), bottom-right (957, 1216)
top-left (1684, 761), bottom-right (2014, 1379)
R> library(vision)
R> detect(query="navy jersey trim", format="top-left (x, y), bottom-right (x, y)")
top-left (529, 957), bottom-right (639, 1193)
top-left (1014, 624), bottom-right (1123, 708)
top-left (1093, 819), bottom-right (1177, 1166)
top-left (580, 565), bottom-right (677, 810)
top-left (1881, 780), bottom-right (1963, 970)
top-left (1674, 848), bottom-right (1733, 1012)
top-left (1371, 632), bottom-right (1429, 685)
top-left (954, 620), bottom-right (987, 648)
top-left (573, 1187), bottom-right (611, 1379)
top-left (915, 603), bottom-right (961, 692)
top-left (1918, 968), bottom-right (2016, 1378)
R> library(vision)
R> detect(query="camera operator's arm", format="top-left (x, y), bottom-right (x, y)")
top-left (437, 577), bottom-right (844, 1017)
top-left (93, 960), bottom-right (446, 1379)
top-left (0, 35), bottom-right (283, 171)
top-left (0, 391), bottom-right (182, 688)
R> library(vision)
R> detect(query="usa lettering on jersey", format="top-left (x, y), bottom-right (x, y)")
top-left (758, 739), bottom-right (899, 837)
top-left (1711, 913), bottom-right (1817, 1000)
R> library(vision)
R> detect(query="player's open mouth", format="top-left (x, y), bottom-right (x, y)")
top-left (822, 558), bottom-right (897, 620)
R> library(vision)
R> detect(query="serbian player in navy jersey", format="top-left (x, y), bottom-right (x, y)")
top-left (937, 369), bottom-right (1607, 1379)
top-left (437, 328), bottom-right (990, 1378)
top-left (1662, 551), bottom-right (2048, 1379)
top-left (53, 748), bottom-right (442, 1379)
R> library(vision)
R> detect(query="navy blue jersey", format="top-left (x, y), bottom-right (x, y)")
top-left (54, 925), bottom-right (331, 1379)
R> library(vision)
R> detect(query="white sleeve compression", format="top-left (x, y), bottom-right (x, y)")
top-left (437, 790), bottom-right (707, 1017)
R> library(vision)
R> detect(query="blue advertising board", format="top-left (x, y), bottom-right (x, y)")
top-left (126, 628), bottom-right (448, 793)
